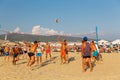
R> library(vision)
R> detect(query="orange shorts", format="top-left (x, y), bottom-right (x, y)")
top-left (60, 50), bottom-right (66, 57)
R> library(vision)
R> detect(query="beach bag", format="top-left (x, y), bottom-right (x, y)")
top-left (83, 42), bottom-right (91, 57)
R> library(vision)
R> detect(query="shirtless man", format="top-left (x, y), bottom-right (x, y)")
top-left (12, 44), bottom-right (20, 65)
top-left (45, 42), bottom-right (51, 60)
top-left (27, 41), bottom-right (38, 69)
top-left (4, 44), bottom-right (10, 62)
top-left (60, 39), bottom-right (68, 64)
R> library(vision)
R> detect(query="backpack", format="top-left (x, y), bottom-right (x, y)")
top-left (83, 42), bottom-right (91, 57)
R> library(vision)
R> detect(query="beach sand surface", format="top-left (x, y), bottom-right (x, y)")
top-left (0, 52), bottom-right (120, 80)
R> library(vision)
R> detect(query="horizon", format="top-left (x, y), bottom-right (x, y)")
top-left (0, 0), bottom-right (120, 41)
top-left (0, 32), bottom-right (118, 42)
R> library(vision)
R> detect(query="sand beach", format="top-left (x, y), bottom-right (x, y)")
top-left (0, 52), bottom-right (120, 80)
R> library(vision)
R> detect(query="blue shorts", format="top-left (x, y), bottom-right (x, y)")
top-left (4, 52), bottom-right (9, 56)
top-left (92, 51), bottom-right (98, 57)
top-left (36, 53), bottom-right (42, 57)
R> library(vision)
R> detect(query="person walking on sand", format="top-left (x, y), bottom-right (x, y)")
top-left (27, 41), bottom-right (38, 69)
top-left (81, 36), bottom-right (92, 72)
top-left (45, 42), bottom-right (52, 61)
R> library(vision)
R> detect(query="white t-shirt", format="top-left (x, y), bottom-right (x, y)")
top-left (95, 44), bottom-right (99, 53)
top-left (37, 47), bottom-right (42, 53)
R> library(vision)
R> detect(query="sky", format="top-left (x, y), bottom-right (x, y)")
top-left (0, 0), bottom-right (120, 41)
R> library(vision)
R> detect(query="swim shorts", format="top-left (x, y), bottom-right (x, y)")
top-left (4, 52), bottom-right (9, 56)
top-left (36, 53), bottom-right (42, 57)
top-left (13, 53), bottom-right (18, 58)
top-left (28, 52), bottom-right (35, 57)
top-left (46, 49), bottom-right (50, 54)
top-left (92, 51), bottom-right (98, 57)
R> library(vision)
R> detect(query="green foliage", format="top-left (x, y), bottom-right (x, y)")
top-left (0, 33), bottom-right (85, 42)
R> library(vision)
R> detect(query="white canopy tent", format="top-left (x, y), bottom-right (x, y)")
top-left (98, 39), bottom-right (109, 45)
top-left (112, 39), bottom-right (120, 44)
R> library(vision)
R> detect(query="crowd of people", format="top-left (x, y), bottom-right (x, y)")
top-left (0, 36), bottom-right (105, 72)
top-left (0, 41), bottom-right (51, 68)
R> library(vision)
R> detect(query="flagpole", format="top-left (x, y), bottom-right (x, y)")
top-left (96, 26), bottom-right (98, 45)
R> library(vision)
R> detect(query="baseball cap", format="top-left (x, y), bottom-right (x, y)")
top-left (83, 36), bottom-right (88, 41)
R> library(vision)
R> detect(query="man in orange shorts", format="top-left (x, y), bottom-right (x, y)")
top-left (60, 39), bottom-right (67, 64)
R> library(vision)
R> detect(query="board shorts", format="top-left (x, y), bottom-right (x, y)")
top-left (60, 50), bottom-right (66, 57)
top-left (46, 49), bottom-right (50, 54)
top-left (24, 51), bottom-right (27, 54)
top-left (28, 52), bottom-right (35, 57)
top-left (82, 56), bottom-right (91, 58)
top-left (92, 51), bottom-right (99, 57)
top-left (36, 53), bottom-right (42, 57)
top-left (13, 53), bottom-right (18, 58)
top-left (4, 52), bottom-right (9, 56)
